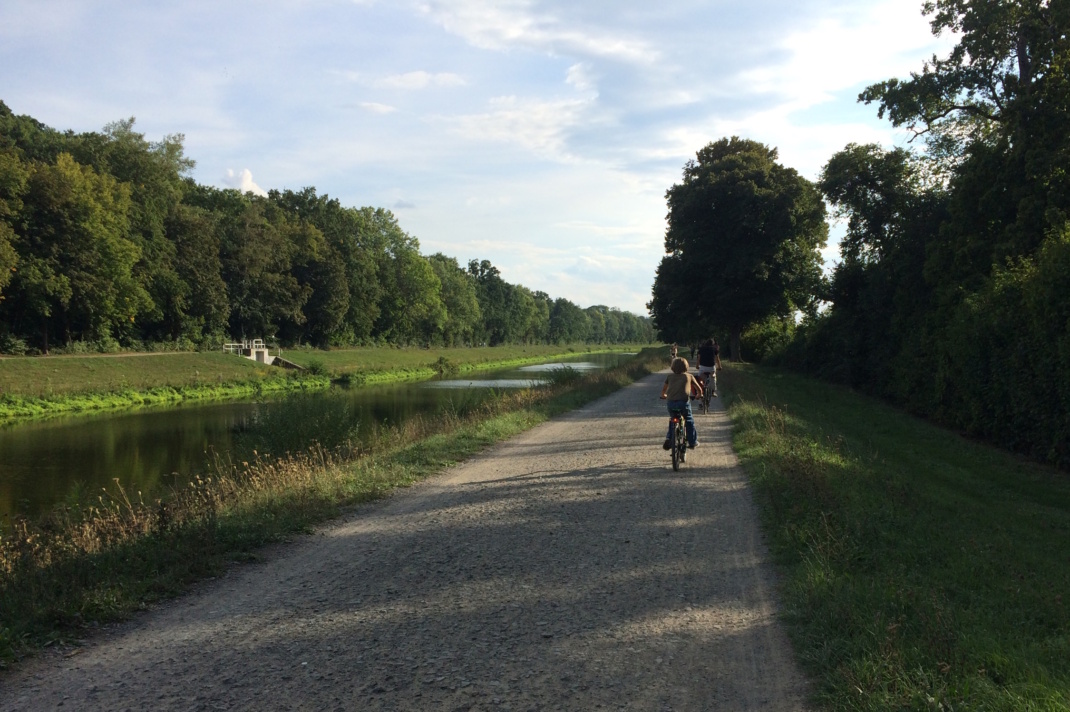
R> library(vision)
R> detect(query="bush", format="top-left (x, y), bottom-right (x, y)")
top-left (742, 315), bottom-right (796, 363)
top-left (938, 226), bottom-right (1070, 467)
top-left (302, 358), bottom-right (328, 377)
top-left (431, 356), bottom-right (459, 376)
top-left (0, 333), bottom-right (29, 355)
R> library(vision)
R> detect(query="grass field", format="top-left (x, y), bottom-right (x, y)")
top-left (0, 344), bottom-right (639, 397)
top-left (0, 352), bottom-right (278, 398)
top-left (279, 343), bottom-right (635, 381)
top-left (720, 364), bottom-right (1070, 711)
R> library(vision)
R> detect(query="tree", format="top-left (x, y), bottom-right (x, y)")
top-left (14, 153), bottom-right (150, 350)
top-left (269, 189), bottom-right (382, 344)
top-left (861, 0), bottom-right (1070, 262)
top-left (0, 147), bottom-right (27, 300)
top-left (649, 137), bottom-right (827, 359)
top-left (163, 204), bottom-right (229, 341)
top-left (428, 253), bottom-right (481, 346)
top-left (371, 213), bottom-right (444, 344)
top-left (548, 297), bottom-right (588, 344)
top-left (71, 119), bottom-right (195, 342)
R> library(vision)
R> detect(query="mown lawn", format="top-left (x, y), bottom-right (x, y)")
top-left (0, 352), bottom-right (275, 398)
top-left (721, 364), bottom-right (1070, 711)
top-left (279, 343), bottom-right (635, 377)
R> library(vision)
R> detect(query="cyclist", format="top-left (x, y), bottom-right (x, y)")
top-left (696, 338), bottom-right (722, 397)
top-left (660, 357), bottom-right (702, 450)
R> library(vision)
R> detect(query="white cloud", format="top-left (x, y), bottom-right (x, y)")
top-left (223, 168), bottom-right (268, 197)
top-left (376, 70), bottom-right (466, 89)
top-left (565, 62), bottom-right (596, 93)
top-left (445, 95), bottom-right (592, 158)
top-left (736, 0), bottom-right (953, 113)
top-left (359, 101), bottom-right (398, 113)
top-left (416, 0), bottom-right (657, 64)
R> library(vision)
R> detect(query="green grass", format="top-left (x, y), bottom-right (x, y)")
top-left (720, 364), bottom-right (1070, 711)
top-left (0, 348), bottom-right (665, 667)
top-left (279, 343), bottom-right (645, 383)
top-left (0, 352), bottom-right (279, 397)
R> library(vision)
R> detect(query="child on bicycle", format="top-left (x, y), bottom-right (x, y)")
top-left (659, 357), bottom-right (702, 450)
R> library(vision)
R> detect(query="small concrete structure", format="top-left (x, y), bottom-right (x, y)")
top-left (223, 338), bottom-right (277, 365)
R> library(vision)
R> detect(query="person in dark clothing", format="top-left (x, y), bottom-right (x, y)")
top-left (696, 338), bottom-right (722, 396)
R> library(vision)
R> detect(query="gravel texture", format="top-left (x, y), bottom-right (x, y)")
top-left (1, 373), bottom-right (810, 711)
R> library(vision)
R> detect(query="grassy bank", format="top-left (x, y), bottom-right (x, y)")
top-left (0, 352), bottom-right (281, 397)
top-left (720, 364), bottom-right (1070, 711)
top-left (280, 343), bottom-right (647, 384)
top-left (0, 348), bottom-right (664, 666)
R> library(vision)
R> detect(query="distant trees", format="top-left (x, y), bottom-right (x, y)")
top-left (648, 137), bottom-right (827, 359)
top-left (0, 102), bottom-right (653, 353)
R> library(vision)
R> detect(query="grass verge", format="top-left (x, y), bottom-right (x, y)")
top-left (0, 373), bottom-right (331, 422)
top-left (282, 343), bottom-right (650, 385)
top-left (720, 364), bottom-right (1070, 711)
top-left (0, 348), bottom-right (664, 667)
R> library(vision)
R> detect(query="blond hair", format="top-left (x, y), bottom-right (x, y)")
top-left (670, 357), bottom-right (689, 374)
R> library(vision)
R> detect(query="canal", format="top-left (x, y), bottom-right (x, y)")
top-left (0, 352), bottom-right (636, 525)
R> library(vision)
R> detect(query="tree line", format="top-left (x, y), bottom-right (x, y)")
top-left (0, 102), bottom-right (653, 354)
top-left (650, 0), bottom-right (1070, 468)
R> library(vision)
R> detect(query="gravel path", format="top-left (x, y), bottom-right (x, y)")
top-left (1, 373), bottom-right (810, 711)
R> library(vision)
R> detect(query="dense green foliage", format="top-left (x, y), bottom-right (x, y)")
top-left (771, 0), bottom-right (1070, 469)
top-left (648, 137), bottom-right (827, 359)
top-left (722, 365), bottom-right (1070, 711)
top-left (0, 102), bottom-right (653, 354)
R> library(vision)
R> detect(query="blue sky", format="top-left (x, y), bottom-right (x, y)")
top-left (0, 0), bottom-right (953, 314)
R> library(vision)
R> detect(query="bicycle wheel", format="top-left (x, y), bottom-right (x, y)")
top-left (671, 418), bottom-right (682, 471)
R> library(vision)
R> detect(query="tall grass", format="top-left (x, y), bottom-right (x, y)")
top-left (0, 348), bottom-right (664, 665)
top-left (721, 364), bottom-right (1070, 711)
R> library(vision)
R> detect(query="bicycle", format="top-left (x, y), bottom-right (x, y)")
top-left (700, 371), bottom-right (713, 414)
top-left (668, 407), bottom-right (687, 470)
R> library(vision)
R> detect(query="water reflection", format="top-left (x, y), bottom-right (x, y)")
top-left (0, 352), bottom-right (635, 524)
top-left (427, 379), bottom-right (544, 389)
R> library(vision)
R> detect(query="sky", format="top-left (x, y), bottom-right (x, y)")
top-left (0, 0), bottom-right (954, 315)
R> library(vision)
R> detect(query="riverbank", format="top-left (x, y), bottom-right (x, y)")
top-left (277, 343), bottom-right (647, 384)
top-left (720, 364), bottom-right (1070, 710)
top-left (0, 344), bottom-right (651, 423)
top-left (0, 348), bottom-right (664, 666)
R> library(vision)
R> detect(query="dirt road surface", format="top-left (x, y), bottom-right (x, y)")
top-left (1, 373), bottom-right (810, 711)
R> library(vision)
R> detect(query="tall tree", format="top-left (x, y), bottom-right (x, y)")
top-left (163, 204), bottom-right (229, 341)
top-left (649, 137), bottom-right (827, 359)
top-left (428, 253), bottom-right (481, 346)
top-left (72, 119), bottom-right (195, 342)
top-left (269, 189), bottom-right (382, 344)
top-left (371, 213), bottom-right (444, 344)
top-left (0, 147), bottom-right (27, 301)
top-left (861, 0), bottom-right (1070, 264)
top-left (14, 153), bottom-right (150, 350)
